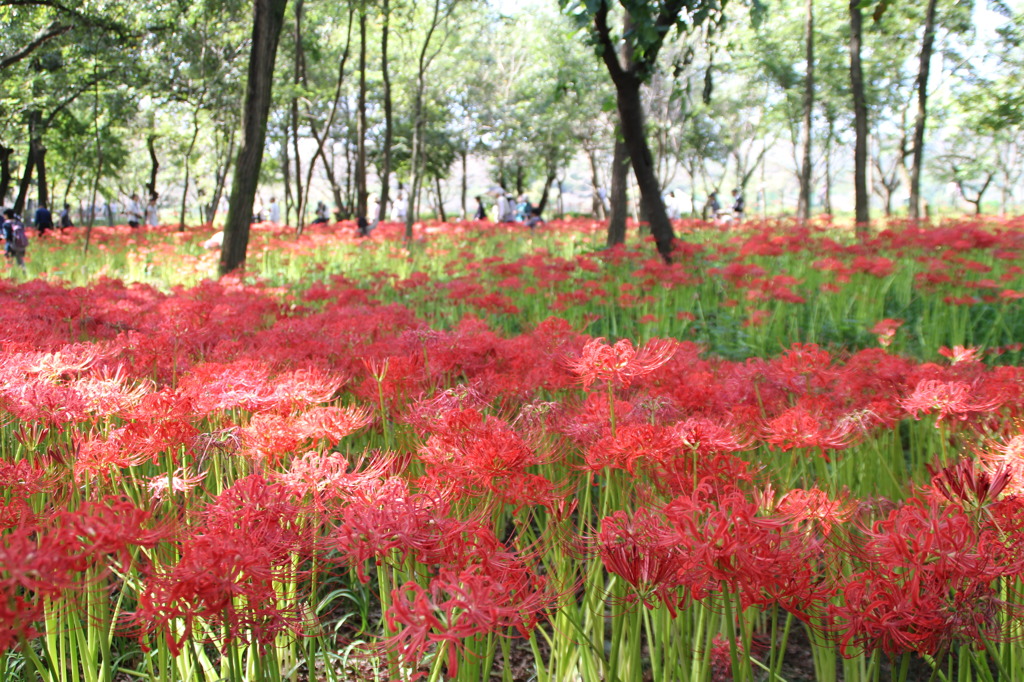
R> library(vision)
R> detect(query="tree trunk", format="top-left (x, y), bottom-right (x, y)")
top-left (434, 176), bottom-right (446, 222)
top-left (179, 112), bottom-right (201, 231)
top-left (515, 165), bottom-right (524, 196)
top-left (537, 167), bottom-right (557, 214)
top-left (588, 148), bottom-right (606, 220)
top-left (404, 0), bottom-right (447, 242)
top-left (460, 148), bottom-right (467, 219)
top-left (219, 0), bottom-right (289, 275)
top-left (281, 123), bottom-right (293, 225)
top-left (13, 144), bottom-right (34, 215)
top-left (823, 115), bottom-right (834, 214)
top-left (35, 141), bottom-right (48, 209)
top-left (146, 133), bottom-right (159, 198)
top-left (596, 8), bottom-right (675, 260)
top-left (849, 0), bottom-right (870, 233)
top-left (209, 127), bottom-right (235, 224)
top-left (0, 145), bottom-right (12, 203)
top-left (377, 0), bottom-right (393, 224)
top-left (908, 0), bottom-right (938, 222)
top-left (607, 135), bottom-right (629, 246)
top-left (355, 9), bottom-right (368, 219)
top-left (84, 78), bottom-right (102, 254)
top-left (614, 78), bottom-right (674, 259)
top-left (291, 0), bottom-right (306, 229)
top-left (797, 0), bottom-right (814, 222)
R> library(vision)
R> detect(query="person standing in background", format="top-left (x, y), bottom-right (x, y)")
top-left (145, 195), bottom-right (159, 227)
top-left (59, 204), bottom-right (74, 230)
top-left (126, 193), bottom-right (143, 228)
top-left (34, 203), bottom-right (53, 235)
top-left (268, 197), bottom-right (281, 224)
top-left (2, 208), bottom-right (28, 271)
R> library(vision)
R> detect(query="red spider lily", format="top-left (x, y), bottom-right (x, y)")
top-left (567, 337), bottom-right (679, 390)
top-left (329, 480), bottom-right (462, 582)
top-left (659, 488), bottom-right (829, 618)
top-left (762, 405), bottom-right (857, 455)
top-left (130, 476), bottom-right (311, 655)
top-left (927, 458), bottom-right (1010, 510)
top-left (775, 487), bottom-right (855, 535)
top-left (0, 526), bottom-right (78, 652)
top-left (979, 434), bottom-right (1024, 495)
top-left (416, 408), bottom-right (556, 509)
top-left (294, 405), bottom-right (372, 445)
top-left (273, 450), bottom-right (404, 510)
top-left (901, 379), bottom-right (1006, 423)
top-left (385, 559), bottom-right (552, 678)
top-left (596, 509), bottom-right (683, 613)
top-left (938, 345), bottom-right (982, 365)
top-left (869, 318), bottom-right (903, 348)
top-left (74, 413), bottom-right (199, 481)
top-left (585, 423), bottom-right (681, 473)
top-left (403, 385), bottom-right (490, 436)
top-left (49, 497), bottom-right (169, 574)
top-left (831, 568), bottom-right (1001, 657)
top-left (146, 468), bottom-right (207, 500)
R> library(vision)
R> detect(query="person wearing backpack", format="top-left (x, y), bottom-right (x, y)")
top-left (2, 208), bottom-right (28, 271)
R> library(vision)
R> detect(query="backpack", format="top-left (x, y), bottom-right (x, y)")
top-left (8, 219), bottom-right (28, 249)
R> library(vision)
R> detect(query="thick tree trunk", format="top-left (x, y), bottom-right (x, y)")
top-left (219, 0), bottom-right (289, 275)
top-left (615, 78), bottom-right (674, 259)
top-left (797, 0), bottom-right (814, 222)
top-left (377, 0), bottom-right (393, 224)
top-left (849, 0), bottom-right (870, 233)
top-left (595, 8), bottom-right (674, 260)
top-left (909, 0), bottom-right (938, 222)
top-left (355, 9), bottom-right (368, 219)
top-left (607, 135), bottom-right (629, 246)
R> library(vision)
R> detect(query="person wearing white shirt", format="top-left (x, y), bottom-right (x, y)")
top-left (268, 197), bottom-right (281, 224)
top-left (145, 195), bottom-right (159, 227)
top-left (126, 194), bottom-right (143, 229)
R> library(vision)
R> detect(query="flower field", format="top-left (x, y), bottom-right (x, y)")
top-left (4, 216), bottom-right (1024, 682)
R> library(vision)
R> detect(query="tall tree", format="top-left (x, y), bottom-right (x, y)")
top-left (908, 0), bottom-right (938, 221)
top-left (797, 0), bottom-right (814, 221)
top-left (219, 0), bottom-right (289, 275)
top-left (562, 0), bottom-right (728, 261)
top-left (355, 7), bottom-right (368, 220)
top-left (849, 0), bottom-right (870, 231)
top-left (377, 0), bottom-right (394, 224)
top-left (403, 0), bottom-right (456, 240)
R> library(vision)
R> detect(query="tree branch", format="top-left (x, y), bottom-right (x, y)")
top-left (0, 20), bottom-right (72, 71)
top-left (1, 0), bottom-right (133, 39)
top-left (593, 1), bottom-right (626, 85)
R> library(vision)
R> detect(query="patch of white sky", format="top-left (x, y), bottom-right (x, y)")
top-left (970, 0), bottom-right (1016, 68)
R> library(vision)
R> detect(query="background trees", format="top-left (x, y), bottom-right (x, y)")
top-left (1, 0), bottom-right (1021, 270)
